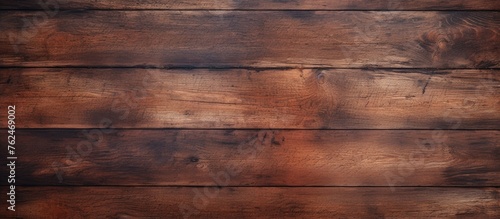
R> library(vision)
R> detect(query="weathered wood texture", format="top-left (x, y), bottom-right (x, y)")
top-left (1, 11), bottom-right (499, 68)
top-left (1, 0), bottom-right (499, 10)
top-left (1, 187), bottom-right (498, 218)
top-left (1, 68), bottom-right (498, 129)
top-left (1, 130), bottom-right (498, 186)
top-left (1, 4), bottom-right (499, 218)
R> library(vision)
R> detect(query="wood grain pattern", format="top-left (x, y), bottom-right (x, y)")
top-left (1, 11), bottom-right (499, 68)
top-left (2, 129), bottom-right (498, 186)
top-left (1, 68), bottom-right (498, 129)
top-left (1, 187), bottom-right (498, 218)
top-left (1, 0), bottom-right (499, 10)
top-left (1, 1), bottom-right (498, 218)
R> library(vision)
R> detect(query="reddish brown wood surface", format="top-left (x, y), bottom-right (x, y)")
top-left (2, 129), bottom-right (498, 186)
top-left (1, 0), bottom-right (499, 10)
top-left (1, 11), bottom-right (498, 68)
top-left (1, 68), bottom-right (498, 129)
top-left (1, 187), bottom-right (498, 218)
top-left (1, 3), bottom-right (499, 218)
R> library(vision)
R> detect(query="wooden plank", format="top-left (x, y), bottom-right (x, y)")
top-left (2, 187), bottom-right (498, 218)
top-left (1, 11), bottom-right (499, 68)
top-left (2, 129), bottom-right (498, 186)
top-left (1, 68), bottom-right (498, 129)
top-left (1, 0), bottom-right (499, 10)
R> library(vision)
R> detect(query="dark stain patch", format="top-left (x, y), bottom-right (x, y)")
top-left (443, 166), bottom-right (496, 186)
top-left (455, 210), bottom-right (485, 217)
top-left (255, 174), bottom-right (272, 179)
top-left (5, 75), bottom-right (12, 84)
top-left (493, 147), bottom-right (500, 161)
top-left (433, 118), bottom-right (500, 130)
top-left (366, 206), bottom-right (385, 218)
top-left (231, 0), bottom-right (259, 8)
top-left (279, 201), bottom-right (305, 216)
top-left (146, 140), bottom-right (173, 164)
top-left (431, 118), bottom-right (500, 130)
top-left (218, 140), bottom-right (239, 147)
top-left (239, 130), bottom-right (284, 149)
top-left (360, 64), bottom-right (383, 69)
top-left (272, 0), bottom-right (298, 3)
top-left (476, 60), bottom-right (498, 68)
top-left (423, 142), bottom-right (432, 149)
top-left (322, 105), bottom-right (354, 129)
top-left (434, 4), bottom-right (467, 10)
top-left (85, 106), bottom-right (144, 128)
top-left (271, 136), bottom-right (285, 146)
top-left (387, 15), bottom-right (424, 25)
top-left (32, 112), bottom-right (47, 125)
top-left (224, 130), bottom-right (235, 136)
top-left (469, 140), bottom-right (490, 147)
top-left (285, 11), bottom-right (315, 20)
top-left (491, 190), bottom-right (499, 200)
top-left (105, 163), bottom-right (157, 184)
top-left (56, 10), bottom-right (96, 33)
top-left (233, 0), bottom-right (299, 8)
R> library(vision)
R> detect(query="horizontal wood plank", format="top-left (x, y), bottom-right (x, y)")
top-left (2, 129), bottom-right (498, 186)
top-left (1, 68), bottom-right (498, 129)
top-left (1, 0), bottom-right (499, 10)
top-left (2, 187), bottom-right (498, 218)
top-left (1, 11), bottom-right (499, 68)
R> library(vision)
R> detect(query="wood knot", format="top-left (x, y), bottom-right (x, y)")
top-left (315, 71), bottom-right (325, 84)
top-left (437, 38), bottom-right (450, 50)
top-left (189, 156), bottom-right (199, 163)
